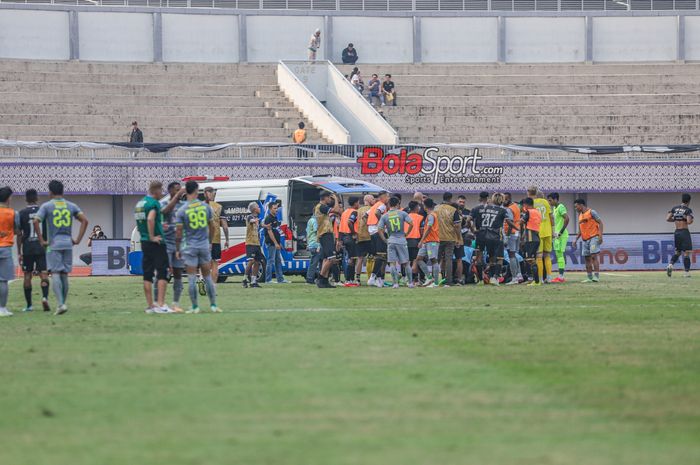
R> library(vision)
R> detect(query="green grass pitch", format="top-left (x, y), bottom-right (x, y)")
top-left (1, 272), bottom-right (699, 465)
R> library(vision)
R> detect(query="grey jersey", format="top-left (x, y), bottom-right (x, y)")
top-left (175, 200), bottom-right (213, 250)
top-left (378, 209), bottom-right (413, 245)
top-left (36, 198), bottom-right (82, 251)
top-left (161, 198), bottom-right (186, 249)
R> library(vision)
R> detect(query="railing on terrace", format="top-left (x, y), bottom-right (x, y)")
top-left (2, 141), bottom-right (700, 162)
top-left (0, 0), bottom-right (698, 11)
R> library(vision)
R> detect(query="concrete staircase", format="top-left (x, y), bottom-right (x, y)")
top-left (0, 61), bottom-right (328, 143)
top-left (339, 63), bottom-right (700, 145)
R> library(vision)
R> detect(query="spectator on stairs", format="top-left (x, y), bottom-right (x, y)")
top-left (367, 74), bottom-right (381, 106)
top-left (292, 122), bottom-right (307, 160)
top-left (130, 121), bottom-right (143, 144)
top-left (350, 67), bottom-right (364, 94)
top-left (308, 29), bottom-right (321, 61)
top-left (342, 43), bottom-right (358, 65)
top-left (381, 74), bottom-right (396, 107)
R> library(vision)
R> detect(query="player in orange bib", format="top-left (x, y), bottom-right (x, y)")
top-left (519, 197), bottom-right (542, 286)
top-left (0, 187), bottom-right (20, 316)
top-left (572, 198), bottom-right (604, 283)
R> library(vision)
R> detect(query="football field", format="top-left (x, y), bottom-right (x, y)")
top-left (1, 272), bottom-right (698, 465)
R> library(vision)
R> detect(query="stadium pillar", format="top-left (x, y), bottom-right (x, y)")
top-left (324, 15), bottom-right (333, 61)
top-left (585, 15), bottom-right (593, 64)
top-left (69, 10), bottom-right (79, 60)
top-left (678, 15), bottom-right (686, 63)
top-left (413, 16), bottom-right (422, 64)
top-left (112, 196), bottom-right (123, 239)
top-left (497, 16), bottom-right (505, 64)
top-left (239, 14), bottom-right (248, 63)
top-left (153, 12), bottom-right (163, 63)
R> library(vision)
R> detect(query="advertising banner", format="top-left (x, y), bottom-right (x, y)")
top-left (561, 233), bottom-right (699, 271)
top-left (91, 240), bottom-right (131, 276)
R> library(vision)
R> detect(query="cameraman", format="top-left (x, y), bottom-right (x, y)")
top-left (80, 225), bottom-right (107, 265)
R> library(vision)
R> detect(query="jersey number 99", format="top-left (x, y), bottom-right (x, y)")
top-left (187, 208), bottom-right (208, 229)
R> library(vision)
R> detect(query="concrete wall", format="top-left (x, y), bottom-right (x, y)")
top-left (592, 16), bottom-right (678, 62)
top-left (247, 15), bottom-right (324, 62)
top-left (332, 16), bottom-right (414, 64)
top-left (421, 17), bottom-right (498, 63)
top-left (79, 12), bottom-right (154, 62)
top-left (505, 17), bottom-right (586, 63)
top-left (4, 6), bottom-right (699, 64)
top-left (162, 13), bottom-right (239, 63)
top-left (0, 10), bottom-right (69, 60)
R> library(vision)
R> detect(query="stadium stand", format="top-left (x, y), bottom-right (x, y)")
top-left (340, 63), bottom-right (700, 145)
top-left (0, 61), bottom-right (328, 143)
top-left (3, 59), bottom-right (700, 146)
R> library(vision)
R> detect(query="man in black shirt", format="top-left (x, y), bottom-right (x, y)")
top-left (315, 191), bottom-right (342, 288)
top-left (469, 191), bottom-right (490, 282)
top-left (263, 201), bottom-right (289, 284)
top-left (17, 189), bottom-right (50, 312)
top-left (130, 121), bottom-right (143, 144)
top-left (666, 193), bottom-right (694, 278)
top-left (380, 74), bottom-right (396, 107)
top-left (341, 43), bottom-right (358, 64)
top-left (476, 193), bottom-right (515, 286)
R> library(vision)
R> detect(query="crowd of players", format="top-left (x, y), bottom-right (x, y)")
top-left (0, 180), bottom-right (693, 316)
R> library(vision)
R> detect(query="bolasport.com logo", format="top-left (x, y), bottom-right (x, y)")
top-left (357, 147), bottom-right (503, 185)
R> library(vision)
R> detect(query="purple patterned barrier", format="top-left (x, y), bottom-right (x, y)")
top-left (0, 159), bottom-right (698, 194)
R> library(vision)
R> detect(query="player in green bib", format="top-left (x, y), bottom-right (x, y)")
top-left (547, 193), bottom-right (570, 283)
top-left (134, 181), bottom-right (172, 314)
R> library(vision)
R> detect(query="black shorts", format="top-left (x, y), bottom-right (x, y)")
top-left (485, 239), bottom-right (504, 260)
top-left (246, 245), bottom-right (265, 262)
top-left (407, 238), bottom-right (420, 261)
top-left (22, 253), bottom-right (47, 273)
top-left (675, 229), bottom-right (693, 252)
top-left (523, 241), bottom-right (540, 260)
top-left (319, 233), bottom-right (336, 260)
top-left (357, 240), bottom-right (371, 258)
top-left (475, 231), bottom-right (487, 251)
top-left (211, 243), bottom-right (222, 261)
top-left (453, 245), bottom-right (465, 259)
top-left (372, 234), bottom-right (387, 257)
top-left (142, 241), bottom-right (168, 281)
top-left (341, 234), bottom-right (359, 258)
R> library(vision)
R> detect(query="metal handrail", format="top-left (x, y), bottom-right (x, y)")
top-left (0, 0), bottom-right (697, 10)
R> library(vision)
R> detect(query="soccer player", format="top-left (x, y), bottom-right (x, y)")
top-left (18, 189), bottom-right (50, 312)
top-left (175, 181), bottom-right (220, 313)
top-left (572, 198), bottom-right (604, 283)
top-left (666, 193), bottom-right (694, 278)
top-left (453, 195), bottom-right (468, 285)
top-left (477, 193), bottom-right (515, 286)
top-left (35, 180), bottom-right (88, 315)
top-left (366, 191), bottom-right (389, 288)
top-left (315, 191), bottom-right (342, 288)
top-left (435, 192), bottom-right (461, 287)
top-left (520, 197), bottom-right (542, 286)
top-left (469, 191), bottom-right (490, 282)
top-left (528, 186), bottom-right (555, 283)
top-left (135, 181), bottom-right (171, 314)
top-left (355, 194), bottom-right (374, 285)
top-left (405, 201), bottom-right (423, 285)
top-left (377, 197), bottom-right (414, 288)
top-left (204, 186), bottom-right (229, 285)
top-left (503, 192), bottom-right (523, 285)
top-left (547, 193), bottom-right (570, 283)
top-left (0, 187), bottom-right (19, 317)
top-left (339, 196), bottom-right (360, 287)
top-left (160, 181), bottom-right (187, 312)
top-left (416, 198), bottom-right (440, 287)
top-left (243, 202), bottom-right (264, 288)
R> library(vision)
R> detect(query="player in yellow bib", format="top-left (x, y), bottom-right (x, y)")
top-left (528, 187), bottom-right (555, 284)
